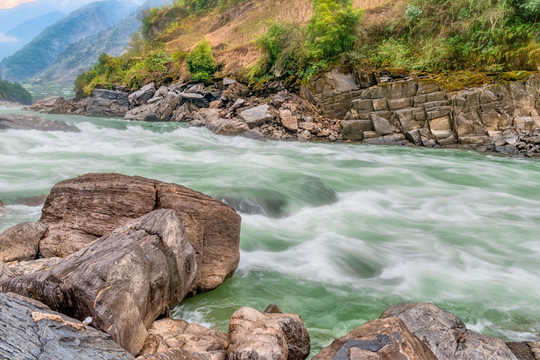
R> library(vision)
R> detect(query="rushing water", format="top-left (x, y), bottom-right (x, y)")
top-left (1, 107), bottom-right (539, 354)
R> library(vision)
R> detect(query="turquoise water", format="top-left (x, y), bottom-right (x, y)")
top-left (1, 108), bottom-right (539, 354)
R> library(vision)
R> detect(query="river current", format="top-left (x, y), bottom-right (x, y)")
top-left (1, 108), bottom-right (539, 354)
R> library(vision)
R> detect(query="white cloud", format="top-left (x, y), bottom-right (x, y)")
top-left (0, 33), bottom-right (18, 42)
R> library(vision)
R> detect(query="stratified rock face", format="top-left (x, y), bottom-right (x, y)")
top-left (0, 222), bottom-right (47, 262)
top-left (228, 307), bottom-right (310, 360)
top-left (140, 318), bottom-right (228, 355)
top-left (0, 292), bottom-right (134, 360)
top-left (1, 209), bottom-right (197, 355)
top-left (38, 173), bottom-right (241, 293)
top-left (312, 318), bottom-right (437, 360)
top-left (0, 113), bottom-right (80, 132)
top-left (381, 302), bottom-right (518, 360)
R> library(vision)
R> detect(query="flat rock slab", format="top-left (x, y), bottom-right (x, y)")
top-left (0, 222), bottom-right (47, 262)
top-left (2, 209), bottom-right (197, 355)
top-left (38, 173), bottom-right (241, 293)
top-left (0, 292), bottom-right (134, 360)
top-left (312, 317), bottom-right (437, 360)
top-left (0, 113), bottom-right (80, 132)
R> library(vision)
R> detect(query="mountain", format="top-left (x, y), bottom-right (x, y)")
top-left (0, 0), bottom-right (137, 82)
top-left (0, 11), bottom-right (65, 60)
top-left (30, 0), bottom-right (174, 87)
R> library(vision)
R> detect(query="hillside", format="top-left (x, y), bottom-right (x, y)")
top-left (0, 78), bottom-right (32, 105)
top-left (0, 11), bottom-right (65, 61)
top-left (76, 0), bottom-right (540, 96)
top-left (0, 0), bottom-right (136, 83)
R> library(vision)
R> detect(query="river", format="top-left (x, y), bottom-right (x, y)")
top-left (1, 108), bottom-right (539, 354)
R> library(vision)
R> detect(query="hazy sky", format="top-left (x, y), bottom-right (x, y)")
top-left (0, 0), bottom-right (35, 9)
top-left (0, 0), bottom-right (143, 10)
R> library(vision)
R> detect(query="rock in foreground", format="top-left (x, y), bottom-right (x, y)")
top-left (312, 317), bottom-right (437, 360)
top-left (0, 222), bottom-right (47, 262)
top-left (1, 210), bottom-right (197, 355)
top-left (0, 292), bottom-right (134, 359)
top-left (38, 173), bottom-right (241, 293)
top-left (0, 113), bottom-right (80, 132)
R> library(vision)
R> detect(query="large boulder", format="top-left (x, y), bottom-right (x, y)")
top-left (138, 349), bottom-right (225, 360)
top-left (1, 209), bottom-right (197, 355)
top-left (312, 318), bottom-right (437, 360)
top-left (0, 113), bottom-right (80, 132)
top-left (0, 222), bottom-right (47, 262)
top-left (239, 105), bottom-right (273, 128)
top-left (228, 307), bottom-right (310, 360)
top-left (0, 292), bottom-right (134, 359)
top-left (8, 257), bottom-right (62, 277)
top-left (38, 173), bottom-right (241, 293)
top-left (86, 89), bottom-right (129, 117)
top-left (381, 302), bottom-right (518, 360)
top-left (140, 318), bottom-right (228, 355)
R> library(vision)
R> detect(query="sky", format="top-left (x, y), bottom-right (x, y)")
top-left (0, 0), bottom-right (143, 10)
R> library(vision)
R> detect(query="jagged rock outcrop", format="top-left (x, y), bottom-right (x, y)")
top-left (38, 173), bottom-right (241, 293)
top-left (1, 209), bottom-right (197, 355)
top-left (312, 317), bottom-right (437, 360)
top-left (0, 222), bottom-right (47, 262)
top-left (86, 89), bottom-right (129, 117)
top-left (0, 292), bottom-right (134, 359)
top-left (0, 113), bottom-right (80, 132)
top-left (380, 302), bottom-right (518, 360)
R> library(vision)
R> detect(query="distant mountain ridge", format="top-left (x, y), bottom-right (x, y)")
top-left (0, 11), bottom-right (65, 60)
top-left (0, 0), bottom-right (137, 82)
top-left (30, 0), bottom-right (174, 87)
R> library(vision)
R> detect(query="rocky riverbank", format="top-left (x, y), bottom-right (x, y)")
top-left (0, 173), bottom-right (538, 359)
top-left (27, 69), bottom-right (540, 157)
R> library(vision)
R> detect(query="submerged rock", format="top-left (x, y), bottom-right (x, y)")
top-left (1, 209), bottom-right (197, 355)
top-left (0, 113), bottom-right (80, 132)
top-left (0, 222), bottom-right (47, 262)
top-left (0, 292), bottom-right (134, 359)
top-left (38, 173), bottom-right (241, 293)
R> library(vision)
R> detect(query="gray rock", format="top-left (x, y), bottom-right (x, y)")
top-left (0, 292), bottom-right (134, 359)
top-left (223, 77), bottom-right (237, 86)
top-left (124, 103), bottom-right (160, 122)
top-left (0, 222), bottom-right (47, 262)
top-left (242, 129), bottom-right (266, 141)
top-left (138, 349), bottom-right (226, 360)
top-left (87, 89), bottom-right (129, 117)
top-left (239, 105), bottom-right (273, 128)
top-left (381, 302), bottom-right (517, 360)
top-left (2, 209), bottom-right (198, 355)
top-left (341, 120), bottom-right (374, 141)
top-left (179, 92), bottom-right (209, 107)
top-left (129, 83), bottom-right (156, 107)
top-left (0, 114), bottom-right (80, 132)
top-left (371, 114), bottom-right (395, 135)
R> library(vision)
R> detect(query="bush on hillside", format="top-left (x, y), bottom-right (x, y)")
top-left (186, 40), bottom-right (217, 81)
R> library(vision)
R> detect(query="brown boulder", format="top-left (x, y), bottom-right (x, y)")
top-left (2, 209), bottom-right (197, 355)
top-left (38, 173), bottom-right (241, 293)
top-left (0, 222), bottom-right (47, 262)
top-left (8, 257), bottom-right (62, 277)
top-left (312, 317), bottom-right (437, 360)
top-left (228, 307), bottom-right (310, 360)
top-left (0, 260), bottom-right (14, 281)
top-left (138, 349), bottom-right (226, 360)
top-left (140, 318), bottom-right (228, 355)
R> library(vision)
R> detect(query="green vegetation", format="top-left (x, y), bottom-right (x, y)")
top-left (74, 0), bottom-right (540, 96)
top-left (253, 0), bottom-right (362, 81)
top-left (186, 40), bottom-right (218, 81)
top-left (362, 0), bottom-right (540, 72)
top-left (0, 79), bottom-right (32, 105)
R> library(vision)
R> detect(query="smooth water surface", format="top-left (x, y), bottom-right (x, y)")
top-left (1, 107), bottom-right (539, 354)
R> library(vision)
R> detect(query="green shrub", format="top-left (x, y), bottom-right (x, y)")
top-left (0, 79), bottom-right (32, 104)
top-left (186, 40), bottom-right (217, 81)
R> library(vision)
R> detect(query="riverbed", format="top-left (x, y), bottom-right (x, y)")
top-left (1, 108), bottom-right (539, 354)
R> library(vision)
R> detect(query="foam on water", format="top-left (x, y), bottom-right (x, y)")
top-left (1, 109), bottom-right (539, 354)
